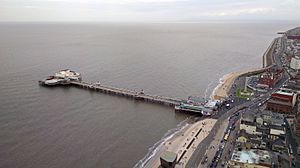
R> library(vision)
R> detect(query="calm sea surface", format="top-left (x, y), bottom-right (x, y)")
top-left (0, 22), bottom-right (299, 168)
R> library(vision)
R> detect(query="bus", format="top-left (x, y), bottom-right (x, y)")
top-left (224, 133), bottom-right (229, 141)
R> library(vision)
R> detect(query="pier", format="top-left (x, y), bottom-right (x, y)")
top-left (69, 81), bottom-right (182, 106)
top-left (39, 69), bottom-right (213, 114)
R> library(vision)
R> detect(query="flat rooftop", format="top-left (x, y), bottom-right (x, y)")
top-left (274, 90), bottom-right (294, 96)
top-left (231, 149), bottom-right (272, 165)
top-left (160, 151), bottom-right (177, 163)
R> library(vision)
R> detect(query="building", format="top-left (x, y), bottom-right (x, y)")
top-left (248, 139), bottom-right (267, 150)
top-left (237, 130), bottom-right (258, 143)
top-left (39, 69), bottom-right (82, 86)
top-left (287, 35), bottom-right (300, 40)
top-left (286, 72), bottom-right (300, 91)
top-left (228, 149), bottom-right (277, 168)
top-left (160, 151), bottom-right (177, 168)
top-left (266, 90), bottom-right (297, 114)
top-left (257, 68), bottom-right (283, 89)
top-left (269, 124), bottom-right (286, 141)
top-left (294, 115), bottom-right (300, 132)
top-left (54, 69), bottom-right (82, 81)
top-left (256, 116), bottom-right (264, 126)
top-left (290, 56), bottom-right (300, 70)
top-left (255, 111), bottom-right (285, 127)
top-left (240, 114), bottom-right (257, 135)
top-left (272, 138), bottom-right (286, 153)
top-left (285, 114), bottom-right (296, 127)
top-left (287, 27), bottom-right (300, 40)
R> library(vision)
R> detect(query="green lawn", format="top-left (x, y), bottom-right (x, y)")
top-left (236, 88), bottom-right (254, 99)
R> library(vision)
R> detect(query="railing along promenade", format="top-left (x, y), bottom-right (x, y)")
top-left (70, 81), bottom-right (182, 107)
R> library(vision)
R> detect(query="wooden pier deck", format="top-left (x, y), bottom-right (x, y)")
top-left (70, 81), bottom-right (182, 107)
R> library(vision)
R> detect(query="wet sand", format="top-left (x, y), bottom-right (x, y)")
top-left (211, 69), bottom-right (261, 100)
top-left (144, 118), bottom-right (217, 168)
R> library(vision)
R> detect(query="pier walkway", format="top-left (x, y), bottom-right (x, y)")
top-left (70, 81), bottom-right (182, 106)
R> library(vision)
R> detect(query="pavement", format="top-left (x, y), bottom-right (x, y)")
top-left (216, 113), bottom-right (241, 167)
top-left (143, 118), bottom-right (217, 168)
top-left (198, 119), bottom-right (228, 168)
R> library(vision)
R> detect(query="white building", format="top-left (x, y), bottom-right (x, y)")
top-left (54, 69), bottom-right (82, 81)
top-left (228, 149), bottom-right (276, 168)
top-left (290, 56), bottom-right (300, 70)
top-left (240, 121), bottom-right (256, 135)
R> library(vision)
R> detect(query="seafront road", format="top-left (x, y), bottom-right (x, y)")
top-left (187, 35), bottom-right (289, 168)
top-left (186, 99), bottom-right (253, 167)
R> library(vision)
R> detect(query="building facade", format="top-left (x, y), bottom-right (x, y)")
top-left (257, 69), bottom-right (283, 89)
top-left (266, 90), bottom-right (297, 114)
top-left (290, 56), bottom-right (300, 70)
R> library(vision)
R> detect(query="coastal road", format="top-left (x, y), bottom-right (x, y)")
top-left (198, 120), bottom-right (228, 168)
top-left (186, 100), bottom-right (253, 167)
top-left (216, 114), bottom-right (241, 167)
top-left (187, 34), bottom-right (290, 168)
top-left (214, 35), bottom-right (290, 167)
top-left (187, 63), bottom-right (286, 168)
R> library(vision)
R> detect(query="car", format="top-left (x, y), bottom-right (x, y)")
top-left (201, 157), bottom-right (208, 164)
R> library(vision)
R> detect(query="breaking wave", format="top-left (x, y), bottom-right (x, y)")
top-left (133, 118), bottom-right (190, 168)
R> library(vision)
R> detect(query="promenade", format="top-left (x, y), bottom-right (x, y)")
top-left (186, 101), bottom-right (252, 167)
top-left (143, 118), bottom-right (216, 168)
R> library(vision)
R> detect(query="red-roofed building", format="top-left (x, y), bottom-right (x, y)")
top-left (287, 35), bottom-right (300, 40)
top-left (257, 68), bottom-right (283, 89)
top-left (266, 89), bottom-right (297, 114)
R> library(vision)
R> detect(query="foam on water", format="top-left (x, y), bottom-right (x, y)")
top-left (134, 118), bottom-right (190, 168)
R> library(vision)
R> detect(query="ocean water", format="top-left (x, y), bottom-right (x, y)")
top-left (0, 22), bottom-right (299, 168)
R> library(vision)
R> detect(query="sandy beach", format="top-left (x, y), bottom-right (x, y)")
top-left (144, 118), bottom-right (217, 168)
top-left (211, 68), bottom-right (262, 100)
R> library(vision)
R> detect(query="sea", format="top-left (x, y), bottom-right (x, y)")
top-left (0, 21), bottom-right (299, 168)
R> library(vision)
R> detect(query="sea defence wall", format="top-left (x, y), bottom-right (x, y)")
top-left (262, 38), bottom-right (278, 68)
top-left (240, 66), bottom-right (273, 77)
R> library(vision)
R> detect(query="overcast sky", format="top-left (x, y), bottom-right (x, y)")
top-left (0, 0), bottom-right (299, 22)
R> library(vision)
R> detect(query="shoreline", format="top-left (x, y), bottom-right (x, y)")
top-left (210, 68), bottom-right (263, 101)
top-left (137, 67), bottom-right (265, 168)
top-left (141, 118), bottom-right (217, 168)
top-left (134, 118), bottom-right (191, 168)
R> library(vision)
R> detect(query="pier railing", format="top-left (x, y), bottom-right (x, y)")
top-left (70, 81), bottom-right (182, 107)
